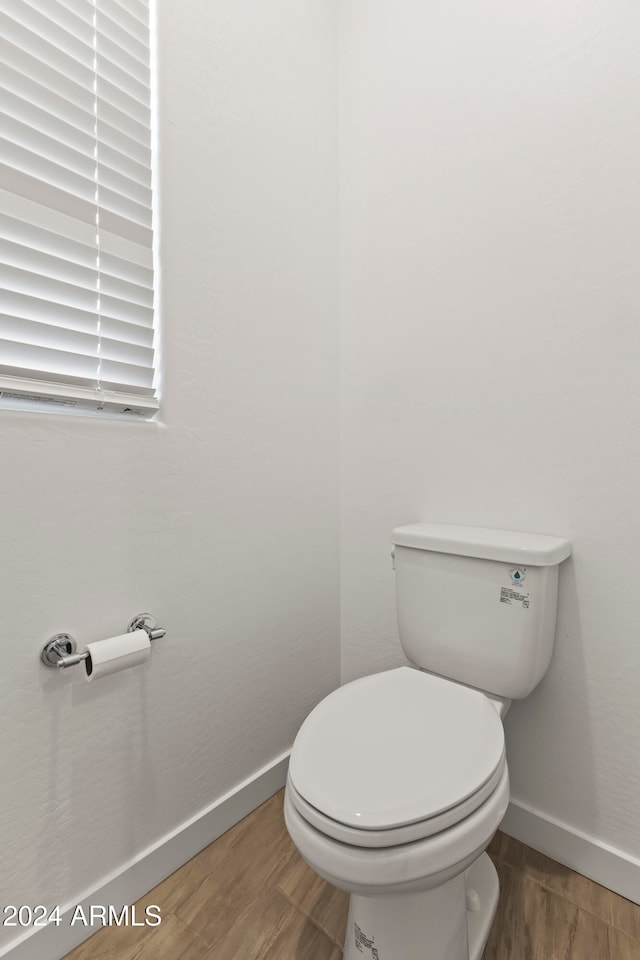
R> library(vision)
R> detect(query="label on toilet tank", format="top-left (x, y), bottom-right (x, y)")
top-left (354, 922), bottom-right (381, 958)
top-left (509, 567), bottom-right (527, 584)
top-left (500, 586), bottom-right (530, 609)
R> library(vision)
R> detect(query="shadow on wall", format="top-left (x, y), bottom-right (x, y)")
top-left (34, 666), bottom-right (156, 911)
top-left (503, 560), bottom-right (598, 837)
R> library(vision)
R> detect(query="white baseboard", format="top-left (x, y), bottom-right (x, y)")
top-left (501, 797), bottom-right (640, 905)
top-left (1, 752), bottom-right (290, 960)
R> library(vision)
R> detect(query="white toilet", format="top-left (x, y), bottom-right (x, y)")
top-left (284, 522), bottom-right (571, 960)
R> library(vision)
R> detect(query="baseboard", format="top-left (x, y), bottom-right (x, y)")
top-left (501, 797), bottom-right (640, 905)
top-left (1, 751), bottom-right (290, 960)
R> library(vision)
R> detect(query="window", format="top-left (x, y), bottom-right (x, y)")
top-left (0, 0), bottom-right (157, 417)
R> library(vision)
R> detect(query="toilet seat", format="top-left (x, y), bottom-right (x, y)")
top-left (284, 765), bottom-right (510, 897)
top-left (288, 667), bottom-right (505, 845)
top-left (287, 757), bottom-right (505, 847)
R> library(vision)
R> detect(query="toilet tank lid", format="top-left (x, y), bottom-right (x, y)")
top-left (392, 523), bottom-right (571, 566)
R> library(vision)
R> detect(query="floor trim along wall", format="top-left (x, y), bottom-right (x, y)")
top-left (1, 752), bottom-right (291, 960)
top-left (502, 797), bottom-right (640, 906)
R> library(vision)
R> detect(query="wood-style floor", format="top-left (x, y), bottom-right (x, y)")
top-left (64, 790), bottom-right (640, 960)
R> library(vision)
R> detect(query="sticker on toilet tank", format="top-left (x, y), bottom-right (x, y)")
top-left (500, 586), bottom-right (530, 609)
top-left (354, 922), bottom-right (381, 958)
top-left (509, 567), bottom-right (527, 584)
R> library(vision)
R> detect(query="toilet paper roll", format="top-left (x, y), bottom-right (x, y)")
top-left (84, 629), bottom-right (150, 681)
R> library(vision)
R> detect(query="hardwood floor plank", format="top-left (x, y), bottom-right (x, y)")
top-left (489, 830), bottom-right (632, 934)
top-left (142, 793), bottom-right (282, 919)
top-left (276, 853), bottom-right (349, 946)
top-left (127, 914), bottom-right (209, 960)
top-left (606, 891), bottom-right (640, 943)
top-left (261, 908), bottom-right (343, 960)
top-left (485, 858), bottom-right (579, 960)
top-left (484, 857), bottom-right (639, 960)
top-left (194, 887), bottom-right (295, 960)
top-left (170, 793), bottom-right (294, 949)
top-left (568, 904), bottom-right (633, 960)
top-left (490, 832), bottom-right (588, 907)
top-left (204, 886), bottom-right (342, 960)
top-left (61, 909), bottom-right (156, 960)
top-left (60, 910), bottom-right (209, 960)
top-left (605, 923), bottom-right (640, 960)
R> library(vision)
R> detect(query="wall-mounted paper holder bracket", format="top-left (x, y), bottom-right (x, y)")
top-left (40, 613), bottom-right (166, 669)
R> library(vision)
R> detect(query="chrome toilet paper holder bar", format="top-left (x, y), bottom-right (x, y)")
top-left (40, 613), bottom-right (166, 669)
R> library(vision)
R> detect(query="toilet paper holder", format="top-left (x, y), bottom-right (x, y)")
top-left (40, 613), bottom-right (166, 669)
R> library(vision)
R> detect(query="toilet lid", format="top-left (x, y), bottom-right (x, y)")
top-left (289, 667), bottom-right (505, 831)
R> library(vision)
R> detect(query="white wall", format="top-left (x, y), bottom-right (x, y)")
top-left (339, 0), bottom-right (640, 872)
top-left (0, 0), bottom-right (339, 952)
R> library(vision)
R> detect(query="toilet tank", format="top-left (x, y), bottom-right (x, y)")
top-left (391, 523), bottom-right (571, 699)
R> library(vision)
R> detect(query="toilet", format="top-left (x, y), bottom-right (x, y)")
top-left (284, 522), bottom-right (571, 960)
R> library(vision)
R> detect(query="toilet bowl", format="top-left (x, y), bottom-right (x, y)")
top-left (284, 523), bottom-right (571, 960)
top-left (285, 667), bottom-right (510, 960)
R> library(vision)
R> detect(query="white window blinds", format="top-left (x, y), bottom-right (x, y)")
top-left (0, 0), bottom-right (157, 416)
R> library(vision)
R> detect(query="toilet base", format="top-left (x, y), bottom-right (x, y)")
top-left (466, 853), bottom-right (500, 960)
top-left (342, 853), bottom-right (499, 960)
